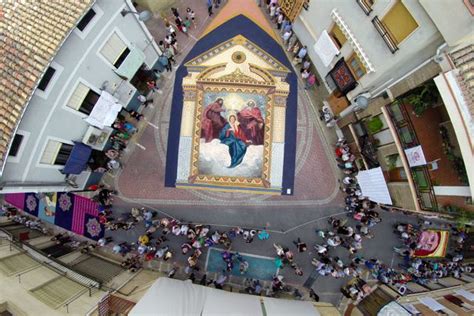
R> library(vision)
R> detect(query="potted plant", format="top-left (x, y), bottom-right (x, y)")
top-left (366, 116), bottom-right (384, 134)
top-left (404, 81), bottom-right (440, 116)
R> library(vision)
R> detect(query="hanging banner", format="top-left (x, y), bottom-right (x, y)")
top-left (404, 145), bottom-right (427, 167)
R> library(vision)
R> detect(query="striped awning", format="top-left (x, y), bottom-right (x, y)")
top-left (330, 9), bottom-right (375, 73)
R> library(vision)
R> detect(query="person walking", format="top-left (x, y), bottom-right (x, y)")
top-left (183, 18), bottom-right (191, 35)
top-left (175, 16), bottom-right (184, 33)
top-left (171, 7), bottom-right (180, 18)
top-left (166, 23), bottom-right (176, 38)
top-left (207, 0), bottom-right (213, 16)
top-left (293, 238), bottom-right (307, 252)
top-left (305, 73), bottom-right (316, 90)
top-left (280, 17), bottom-right (288, 35)
top-left (158, 54), bottom-right (171, 72)
top-left (310, 289), bottom-right (320, 301)
top-left (186, 8), bottom-right (196, 28)
top-left (269, 3), bottom-right (277, 21)
top-left (301, 68), bottom-right (310, 81)
top-left (297, 46), bottom-right (308, 59)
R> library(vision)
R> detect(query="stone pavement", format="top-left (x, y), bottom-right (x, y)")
top-left (114, 2), bottom-right (342, 207)
top-left (99, 0), bottom-right (430, 307)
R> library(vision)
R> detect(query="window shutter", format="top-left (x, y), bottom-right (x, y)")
top-left (100, 32), bottom-right (127, 65)
top-left (68, 82), bottom-right (90, 110)
top-left (40, 140), bottom-right (61, 164)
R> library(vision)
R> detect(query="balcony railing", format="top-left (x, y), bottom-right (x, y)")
top-left (372, 16), bottom-right (399, 54)
top-left (386, 101), bottom-right (438, 211)
top-left (356, 0), bottom-right (373, 16)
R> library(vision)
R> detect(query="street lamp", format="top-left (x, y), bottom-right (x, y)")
top-left (121, 9), bottom-right (152, 22)
top-left (338, 92), bottom-right (371, 119)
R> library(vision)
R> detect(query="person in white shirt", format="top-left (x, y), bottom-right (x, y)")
top-left (269, 3), bottom-right (276, 20)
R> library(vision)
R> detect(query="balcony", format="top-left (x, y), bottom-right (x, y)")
top-left (372, 16), bottom-right (399, 54)
top-left (386, 100), bottom-right (439, 211)
top-left (356, 0), bottom-right (373, 16)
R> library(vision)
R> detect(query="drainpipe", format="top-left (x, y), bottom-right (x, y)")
top-left (371, 42), bottom-right (448, 98)
top-left (433, 42), bottom-right (448, 63)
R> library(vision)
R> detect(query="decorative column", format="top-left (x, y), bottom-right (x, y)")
top-left (176, 75), bottom-right (198, 182)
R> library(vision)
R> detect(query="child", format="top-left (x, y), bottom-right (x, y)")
top-left (184, 17), bottom-right (191, 35)
top-left (186, 8), bottom-right (196, 29)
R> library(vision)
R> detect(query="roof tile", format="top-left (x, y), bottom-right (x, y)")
top-left (0, 0), bottom-right (94, 172)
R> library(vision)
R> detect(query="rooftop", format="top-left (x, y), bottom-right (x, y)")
top-left (0, 0), bottom-right (94, 175)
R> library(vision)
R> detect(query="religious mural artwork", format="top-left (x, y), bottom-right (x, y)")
top-left (199, 91), bottom-right (267, 177)
top-left (176, 35), bottom-right (291, 193)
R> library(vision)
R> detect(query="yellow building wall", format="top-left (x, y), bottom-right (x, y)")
top-left (331, 24), bottom-right (347, 47)
top-left (382, 0), bottom-right (418, 44)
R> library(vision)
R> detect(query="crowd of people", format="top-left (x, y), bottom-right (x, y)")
top-left (89, 187), bottom-right (286, 292)
top-left (1, 2), bottom-right (473, 305)
top-left (263, 0), bottom-right (318, 90)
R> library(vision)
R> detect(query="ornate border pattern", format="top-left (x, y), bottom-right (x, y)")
top-left (180, 35), bottom-right (290, 191)
top-left (189, 85), bottom-right (274, 188)
top-left (279, 0), bottom-right (306, 22)
top-left (185, 35), bottom-right (290, 75)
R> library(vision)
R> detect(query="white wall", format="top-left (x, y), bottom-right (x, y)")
top-left (293, 0), bottom-right (444, 99)
top-left (1, 0), bottom-right (159, 190)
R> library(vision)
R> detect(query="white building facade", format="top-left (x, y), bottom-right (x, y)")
top-left (0, 0), bottom-right (160, 193)
top-left (293, 0), bottom-right (445, 99)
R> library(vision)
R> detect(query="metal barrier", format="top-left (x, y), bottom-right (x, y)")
top-left (21, 242), bottom-right (101, 289)
top-left (385, 101), bottom-right (438, 210)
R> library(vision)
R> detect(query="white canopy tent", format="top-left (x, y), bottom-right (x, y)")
top-left (129, 278), bottom-right (207, 316)
top-left (201, 285), bottom-right (262, 316)
top-left (85, 90), bottom-right (123, 129)
top-left (356, 167), bottom-right (393, 205)
top-left (313, 30), bottom-right (340, 67)
top-left (263, 297), bottom-right (320, 316)
top-left (129, 278), bottom-right (321, 316)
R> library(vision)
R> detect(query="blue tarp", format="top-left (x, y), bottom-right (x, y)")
top-left (61, 142), bottom-right (92, 175)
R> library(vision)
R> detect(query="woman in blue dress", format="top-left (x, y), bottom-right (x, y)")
top-left (219, 114), bottom-right (251, 168)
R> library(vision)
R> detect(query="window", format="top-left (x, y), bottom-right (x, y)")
top-left (382, 0), bottom-right (418, 44)
top-left (399, 126), bottom-right (414, 145)
top-left (77, 9), bottom-right (96, 31)
top-left (40, 140), bottom-right (73, 166)
top-left (329, 24), bottom-right (347, 49)
top-left (365, 0), bottom-right (375, 7)
top-left (37, 67), bottom-right (56, 91)
top-left (67, 82), bottom-right (100, 115)
top-left (347, 53), bottom-right (366, 79)
top-left (100, 32), bottom-right (130, 68)
top-left (8, 134), bottom-right (24, 157)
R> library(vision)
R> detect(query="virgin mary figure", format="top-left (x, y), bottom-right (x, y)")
top-left (219, 114), bottom-right (251, 168)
